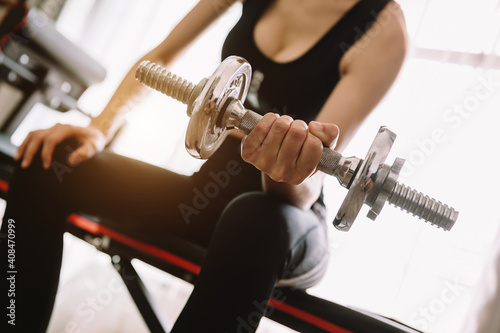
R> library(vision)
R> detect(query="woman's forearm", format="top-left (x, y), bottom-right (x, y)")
top-left (89, 0), bottom-right (239, 141)
top-left (88, 52), bottom-right (164, 140)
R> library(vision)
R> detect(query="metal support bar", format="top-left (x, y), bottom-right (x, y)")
top-left (112, 256), bottom-right (168, 333)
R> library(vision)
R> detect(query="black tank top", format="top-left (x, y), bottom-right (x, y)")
top-left (222, 0), bottom-right (392, 122)
top-left (194, 0), bottom-right (392, 207)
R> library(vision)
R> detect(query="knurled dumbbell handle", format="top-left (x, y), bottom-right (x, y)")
top-left (237, 109), bottom-right (343, 176)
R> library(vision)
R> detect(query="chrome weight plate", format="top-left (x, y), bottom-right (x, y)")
top-left (333, 127), bottom-right (397, 231)
top-left (185, 56), bottom-right (252, 159)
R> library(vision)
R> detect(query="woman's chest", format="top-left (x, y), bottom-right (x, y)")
top-left (252, 0), bottom-right (359, 63)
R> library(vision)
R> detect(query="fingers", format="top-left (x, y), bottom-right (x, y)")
top-left (242, 114), bottom-right (295, 174)
top-left (17, 131), bottom-right (45, 169)
top-left (296, 132), bottom-right (323, 179)
top-left (14, 133), bottom-right (32, 162)
top-left (40, 124), bottom-right (72, 169)
top-left (242, 113), bottom-right (320, 184)
top-left (240, 114), bottom-right (341, 185)
top-left (308, 121), bottom-right (339, 149)
top-left (259, 115), bottom-right (294, 167)
top-left (241, 113), bottom-right (280, 162)
top-left (68, 141), bottom-right (95, 166)
top-left (277, 120), bottom-right (308, 166)
top-left (276, 120), bottom-right (310, 182)
top-left (13, 124), bottom-right (98, 170)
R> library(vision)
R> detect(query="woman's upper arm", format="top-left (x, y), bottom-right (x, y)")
top-left (315, 2), bottom-right (408, 151)
top-left (148, 0), bottom-right (241, 63)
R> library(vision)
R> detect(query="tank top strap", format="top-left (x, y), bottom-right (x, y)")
top-left (321, 0), bottom-right (393, 56)
top-left (241, 0), bottom-right (272, 21)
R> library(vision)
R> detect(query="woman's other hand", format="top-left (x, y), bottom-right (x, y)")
top-left (14, 124), bottom-right (106, 169)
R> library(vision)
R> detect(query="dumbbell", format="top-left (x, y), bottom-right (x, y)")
top-left (135, 56), bottom-right (459, 232)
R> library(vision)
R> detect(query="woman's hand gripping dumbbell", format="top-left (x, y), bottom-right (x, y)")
top-left (136, 56), bottom-right (459, 232)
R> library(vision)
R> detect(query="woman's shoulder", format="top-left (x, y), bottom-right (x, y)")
top-left (339, 0), bottom-right (407, 74)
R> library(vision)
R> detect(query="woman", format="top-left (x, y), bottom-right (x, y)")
top-left (1, 0), bottom-right (406, 332)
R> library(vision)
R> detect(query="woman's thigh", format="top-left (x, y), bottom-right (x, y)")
top-left (75, 152), bottom-right (241, 247)
top-left (29, 142), bottom-right (224, 248)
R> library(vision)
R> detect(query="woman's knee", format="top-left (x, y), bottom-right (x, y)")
top-left (8, 139), bottom-right (80, 203)
top-left (218, 192), bottom-right (292, 244)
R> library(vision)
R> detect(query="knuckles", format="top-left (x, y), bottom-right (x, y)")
top-left (287, 121), bottom-right (308, 141)
top-left (251, 123), bottom-right (269, 141)
top-left (271, 116), bottom-right (293, 134)
top-left (303, 133), bottom-right (323, 152)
